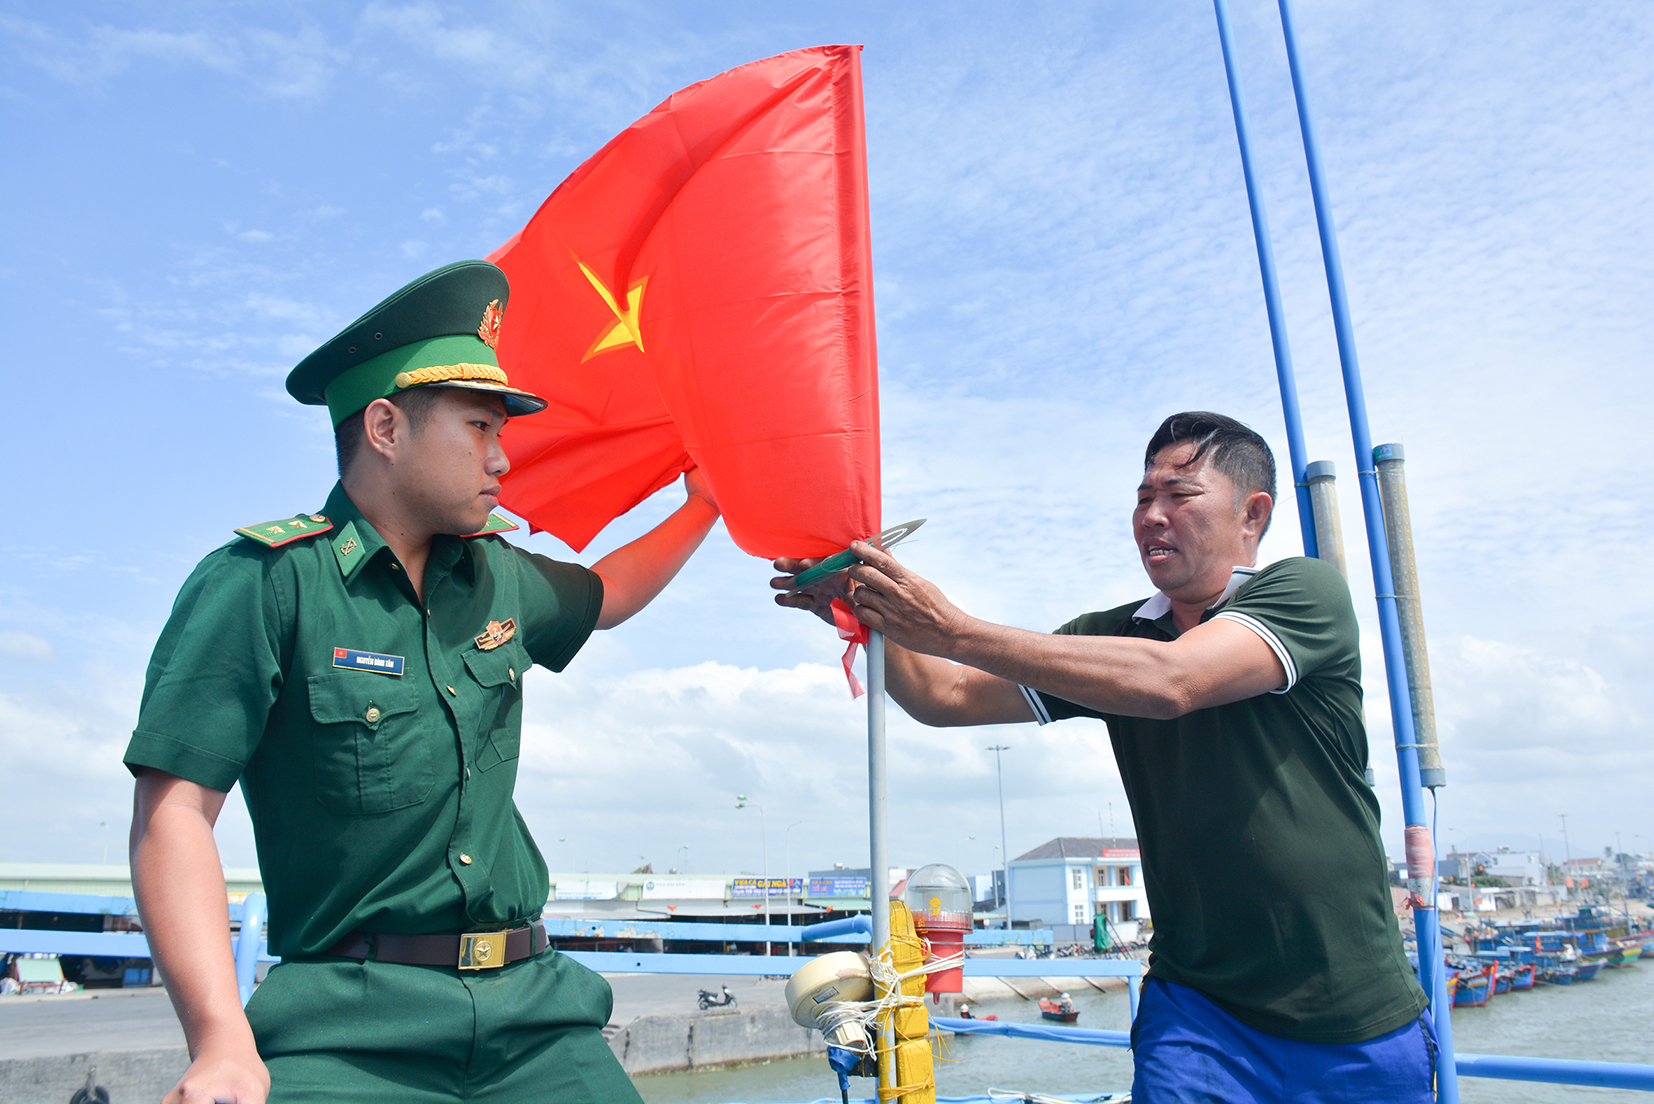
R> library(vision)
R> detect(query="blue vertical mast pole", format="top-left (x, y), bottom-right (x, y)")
top-left (1211, 0), bottom-right (1319, 561)
top-left (1273, 1), bottom-right (1458, 1100)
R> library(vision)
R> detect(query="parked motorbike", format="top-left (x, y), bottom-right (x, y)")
top-left (697, 985), bottom-right (738, 1010)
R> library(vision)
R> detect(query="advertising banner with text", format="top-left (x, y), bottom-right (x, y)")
top-left (808, 876), bottom-right (870, 898)
top-left (639, 879), bottom-right (727, 900)
top-left (553, 881), bottom-right (619, 900)
top-left (730, 878), bottom-right (803, 898)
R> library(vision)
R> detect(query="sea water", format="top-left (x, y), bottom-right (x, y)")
top-left (1453, 956), bottom-right (1654, 1103)
top-left (636, 963), bottom-right (1653, 1104)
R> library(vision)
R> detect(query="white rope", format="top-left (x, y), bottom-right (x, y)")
top-left (806, 944), bottom-right (967, 1058)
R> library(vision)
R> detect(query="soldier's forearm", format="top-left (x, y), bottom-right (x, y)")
top-left (591, 491), bottom-right (719, 629)
top-left (130, 773), bottom-right (259, 1059)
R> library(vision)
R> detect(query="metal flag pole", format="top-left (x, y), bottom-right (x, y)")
top-left (1273, 1), bottom-right (1458, 1099)
top-left (1211, 0), bottom-right (1319, 559)
top-left (868, 630), bottom-right (891, 949)
top-left (866, 629), bottom-right (894, 1098)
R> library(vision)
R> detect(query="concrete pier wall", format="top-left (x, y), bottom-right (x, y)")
top-left (1, 1047), bottom-right (188, 1104)
top-left (611, 1006), bottom-right (825, 1076)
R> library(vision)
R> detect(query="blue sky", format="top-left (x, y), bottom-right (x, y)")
top-left (3, 1), bottom-right (1651, 879)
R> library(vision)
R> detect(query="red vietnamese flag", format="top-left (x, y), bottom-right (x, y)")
top-left (488, 45), bottom-right (879, 558)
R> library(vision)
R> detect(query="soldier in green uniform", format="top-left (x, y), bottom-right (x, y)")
top-left (126, 260), bottom-right (719, 1103)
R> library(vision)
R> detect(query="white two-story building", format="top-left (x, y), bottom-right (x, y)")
top-left (1007, 836), bottom-right (1149, 943)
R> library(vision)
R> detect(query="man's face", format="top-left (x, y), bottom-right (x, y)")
top-left (389, 390), bottom-right (511, 536)
top-left (1132, 442), bottom-right (1262, 603)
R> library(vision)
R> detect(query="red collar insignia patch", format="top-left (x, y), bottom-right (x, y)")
top-left (474, 617), bottom-right (516, 651)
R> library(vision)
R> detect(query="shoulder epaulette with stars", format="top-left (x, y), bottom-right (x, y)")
top-left (465, 513), bottom-right (520, 538)
top-left (235, 514), bottom-right (335, 548)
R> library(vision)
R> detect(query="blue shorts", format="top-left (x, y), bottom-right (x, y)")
top-left (1131, 978), bottom-right (1436, 1103)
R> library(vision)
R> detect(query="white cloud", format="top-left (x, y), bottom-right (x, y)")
top-left (510, 657), bottom-right (1128, 876)
top-left (0, 631), bottom-right (53, 660)
top-left (0, 661), bottom-right (146, 864)
top-left (1, 15), bottom-right (344, 100)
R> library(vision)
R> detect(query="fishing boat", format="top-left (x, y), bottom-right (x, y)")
top-left (1537, 962), bottom-right (1577, 986)
top-left (1607, 940), bottom-right (1645, 967)
top-left (1451, 963), bottom-right (1495, 1007)
top-left (1038, 996), bottom-right (1080, 1023)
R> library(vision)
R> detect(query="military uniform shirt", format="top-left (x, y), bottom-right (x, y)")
top-left (1020, 557), bottom-right (1428, 1044)
top-left (124, 482), bottom-right (603, 960)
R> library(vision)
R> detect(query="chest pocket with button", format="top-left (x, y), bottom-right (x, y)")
top-left (306, 673), bottom-right (431, 815)
top-left (464, 644), bottom-right (525, 773)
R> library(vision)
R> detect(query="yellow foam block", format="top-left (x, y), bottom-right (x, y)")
top-left (892, 1004), bottom-right (929, 1039)
top-left (881, 1036), bottom-right (936, 1104)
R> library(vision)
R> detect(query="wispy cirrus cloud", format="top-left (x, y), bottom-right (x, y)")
top-left (1, 13), bottom-right (345, 99)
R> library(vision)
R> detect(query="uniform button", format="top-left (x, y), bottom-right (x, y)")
top-left (447, 685), bottom-right (457, 696)
top-left (465, 767), bottom-right (471, 781)
top-left (365, 706), bottom-right (381, 723)
top-left (508, 667), bottom-right (515, 681)
top-left (459, 854), bottom-right (473, 865)
top-left (389, 562), bottom-right (400, 571)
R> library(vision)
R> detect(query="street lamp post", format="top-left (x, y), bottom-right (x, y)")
top-left (738, 796), bottom-right (770, 955)
top-left (1558, 813), bottom-right (1575, 901)
top-left (987, 744), bottom-right (1011, 922)
top-left (784, 821), bottom-right (804, 956)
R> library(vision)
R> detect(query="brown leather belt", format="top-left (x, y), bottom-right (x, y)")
top-left (325, 921), bottom-right (547, 971)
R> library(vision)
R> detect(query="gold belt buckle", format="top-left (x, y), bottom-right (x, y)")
top-left (458, 930), bottom-right (508, 970)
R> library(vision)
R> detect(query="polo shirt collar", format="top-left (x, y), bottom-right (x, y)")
top-left (318, 482), bottom-right (475, 585)
top-left (1132, 565), bottom-right (1259, 624)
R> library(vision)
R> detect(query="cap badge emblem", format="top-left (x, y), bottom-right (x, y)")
top-left (478, 299), bottom-right (504, 349)
top-left (474, 617), bottom-right (517, 652)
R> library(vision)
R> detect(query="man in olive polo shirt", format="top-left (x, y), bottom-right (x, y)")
top-left (773, 412), bottom-right (1434, 1102)
top-left (127, 261), bottom-right (718, 1103)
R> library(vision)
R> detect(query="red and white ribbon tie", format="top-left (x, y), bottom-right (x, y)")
top-left (831, 598), bottom-right (870, 699)
top-left (1403, 824), bottom-right (1435, 909)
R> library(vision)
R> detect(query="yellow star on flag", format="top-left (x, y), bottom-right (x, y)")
top-left (577, 261), bottom-right (647, 361)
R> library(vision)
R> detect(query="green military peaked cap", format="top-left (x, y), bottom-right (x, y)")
top-left (286, 260), bottom-right (549, 426)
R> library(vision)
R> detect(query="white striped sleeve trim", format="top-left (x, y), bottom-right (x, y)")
top-left (1212, 610), bottom-right (1297, 694)
top-left (1018, 684), bottom-right (1053, 725)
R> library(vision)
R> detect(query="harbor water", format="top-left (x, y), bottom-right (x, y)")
top-left (636, 961), bottom-right (1653, 1103)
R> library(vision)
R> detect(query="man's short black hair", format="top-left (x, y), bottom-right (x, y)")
top-left (1145, 412), bottom-right (1277, 529)
top-left (334, 388), bottom-right (446, 477)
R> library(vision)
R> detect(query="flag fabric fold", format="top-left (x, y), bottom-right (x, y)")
top-left (490, 44), bottom-right (880, 559)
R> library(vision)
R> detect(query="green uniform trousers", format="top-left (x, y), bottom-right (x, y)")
top-left (245, 946), bottom-right (643, 1103)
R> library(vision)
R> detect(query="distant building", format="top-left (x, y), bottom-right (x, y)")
top-left (1562, 856), bottom-right (1606, 889)
top-left (1008, 837), bottom-right (1148, 943)
top-left (1484, 847), bottom-right (1544, 886)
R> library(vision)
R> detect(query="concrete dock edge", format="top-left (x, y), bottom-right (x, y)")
top-left (1, 1047), bottom-right (189, 1104)
top-left (612, 1006), bottom-right (826, 1076)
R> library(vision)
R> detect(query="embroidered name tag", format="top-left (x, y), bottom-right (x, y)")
top-left (333, 647), bottom-right (405, 676)
top-left (474, 618), bottom-right (516, 652)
